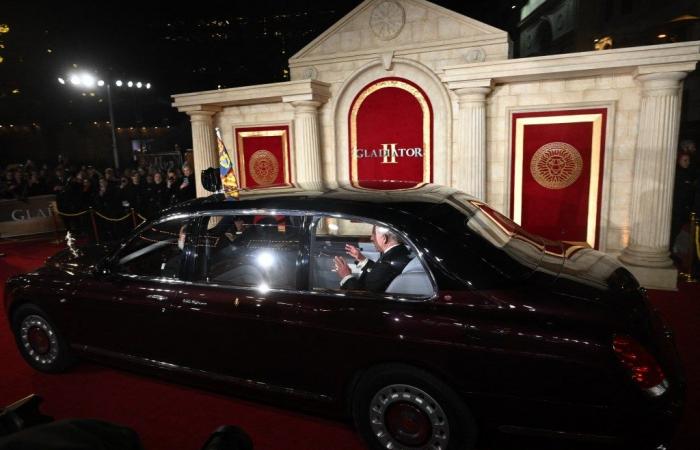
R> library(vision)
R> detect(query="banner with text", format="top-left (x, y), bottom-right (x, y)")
top-left (0, 195), bottom-right (63, 237)
top-left (349, 77), bottom-right (433, 190)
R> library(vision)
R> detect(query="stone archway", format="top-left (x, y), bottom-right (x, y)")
top-left (332, 58), bottom-right (452, 187)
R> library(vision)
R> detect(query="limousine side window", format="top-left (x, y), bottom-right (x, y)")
top-left (310, 216), bottom-right (435, 298)
top-left (193, 214), bottom-right (303, 290)
top-left (115, 217), bottom-right (194, 279)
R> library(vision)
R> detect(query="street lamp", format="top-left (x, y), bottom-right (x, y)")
top-left (58, 71), bottom-right (152, 170)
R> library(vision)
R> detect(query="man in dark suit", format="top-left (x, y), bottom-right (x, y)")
top-left (334, 225), bottom-right (411, 293)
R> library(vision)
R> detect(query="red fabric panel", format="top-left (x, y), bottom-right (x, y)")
top-left (351, 78), bottom-right (432, 189)
top-left (520, 121), bottom-right (593, 242)
top-left (236, 125), bottom-right (290, 189)
top-left (511, 109), bottom-right (607, 247)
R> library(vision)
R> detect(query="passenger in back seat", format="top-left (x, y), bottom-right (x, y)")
top-left (333, 225), bottom-right (411, 293)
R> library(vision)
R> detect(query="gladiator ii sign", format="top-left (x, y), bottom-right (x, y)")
top-left (0, 195), bottom-right (62, 237)
top-left (349, 77), bottom-right (433, 190)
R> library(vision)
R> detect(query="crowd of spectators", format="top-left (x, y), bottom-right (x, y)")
top-left (0, 158), bottom-right (197, 239)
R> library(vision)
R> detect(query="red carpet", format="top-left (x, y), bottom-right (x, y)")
top-left (1, 237), bottom-right (698, 450)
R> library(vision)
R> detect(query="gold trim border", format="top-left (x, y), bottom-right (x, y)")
top-left (235, 128), bottom-right (290, 189)
top-left (349, 79), bottom-right (431, 189)
top-left (513, 113), bottom-right (603, 248)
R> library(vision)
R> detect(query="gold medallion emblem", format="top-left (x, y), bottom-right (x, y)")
top-left (530, 142), bottom-right (583, 189)
top-left (249, 149), bottom-right (279, 186)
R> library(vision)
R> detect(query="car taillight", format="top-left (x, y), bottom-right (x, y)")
top-left (613, 335), bottom-right (668, 397)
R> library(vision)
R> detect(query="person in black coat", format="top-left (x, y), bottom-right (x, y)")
top-left (672, 152), bottom-right (696, 243)
top-left (334, 225), bottom-right (411, 293)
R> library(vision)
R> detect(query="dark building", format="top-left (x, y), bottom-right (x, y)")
top-left (516, 0), bottom-right (700, 138)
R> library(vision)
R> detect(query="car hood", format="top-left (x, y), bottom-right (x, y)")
top-left (45, 242), bottom-right (116, 273)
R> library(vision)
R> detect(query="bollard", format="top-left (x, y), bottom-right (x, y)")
top-left (49, 203), bottom-right (62, 245)
top-left (89, 208), bottom-right (100, 244)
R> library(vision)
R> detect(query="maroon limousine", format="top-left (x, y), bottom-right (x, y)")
top-left (4, 185), bottom-right (685, 450)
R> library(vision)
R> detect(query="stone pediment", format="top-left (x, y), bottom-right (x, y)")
top-left (290, 0), bottom-right (509, 64)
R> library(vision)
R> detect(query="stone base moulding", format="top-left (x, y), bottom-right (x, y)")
top-left (621, 264), bottom-right (678, 291)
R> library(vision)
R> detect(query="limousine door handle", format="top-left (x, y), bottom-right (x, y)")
top-left (146, 294), bottom-right (168, 302)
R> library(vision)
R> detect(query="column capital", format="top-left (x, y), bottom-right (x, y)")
top-left (186, 108), bottom-right (219, 122)
top-left (636, 71), bottom-right (688, 96)
top-left (290, 100), bottom-right (322, 112)
top-left (455, 87), bottom-right (492, 104)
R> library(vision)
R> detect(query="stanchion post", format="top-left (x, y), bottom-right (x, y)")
top-left (89, 207), bottom-right (100, 244)
top-left (49, 202), bottom-right (61, 245)
top-left (131, 208), bottom-right (138, 229)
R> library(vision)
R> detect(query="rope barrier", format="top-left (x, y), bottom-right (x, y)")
top-left (54, 206), bottom-right (145, 223)
top-left (93, 210), bottom-right (134, 222)
top-left (53, 208), bottom-right (89, 217)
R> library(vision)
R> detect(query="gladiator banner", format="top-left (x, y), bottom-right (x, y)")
top-left (511, 109), bottom-right (607, 248)
top-left (234, 125), bottom-right (291, 190)
top-left (0, 195), bottom-right (63, 237)
top-left (349, 77), bottom-right (433, 190)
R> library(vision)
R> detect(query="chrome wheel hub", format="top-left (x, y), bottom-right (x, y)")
top-left (370, 384), bottom-right (449, 449)
top-left (20, 315), bottom-right (59, 365)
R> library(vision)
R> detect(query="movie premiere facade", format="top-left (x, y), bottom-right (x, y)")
top-left (172, 0), bottom-right (700, 289)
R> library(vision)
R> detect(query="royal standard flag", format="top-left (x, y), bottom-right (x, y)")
top-left (215, 128), bottom-right (239, 199)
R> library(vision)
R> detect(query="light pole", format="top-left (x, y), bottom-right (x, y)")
top-left (58, 72), bottom-right (152, 170)
top-left (105, 82), bottom-right (119, 170)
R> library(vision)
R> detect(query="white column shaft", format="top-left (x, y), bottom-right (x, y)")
top-left (620, 72), bottom-right (686, 268)
top-left (188, 111), bottom-right (218, 198)
top-left (292, 101), bottom-right (323, 189)
top-left (454, 88), bottom-right (490, 200)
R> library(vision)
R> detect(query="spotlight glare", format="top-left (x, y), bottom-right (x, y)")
top-left (80, 73), bottom-right (95, 88)
top-left (127, 81), bottom-right (133, 87)
top-left (70, 75), bottom-right (81, 85)
top-left (136, 81), bottom-right (142, 88)
top-left (57, 77), bottom-right (65, 84)
top-left (115, 80), bottom-right (123, 86)
top-left (146, 83), bottom-right (151, 89)
top-left (97, 79), bottom-right (105, 86)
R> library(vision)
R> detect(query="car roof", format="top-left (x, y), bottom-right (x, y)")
top-left (165, 183), bottom-right (470, 218)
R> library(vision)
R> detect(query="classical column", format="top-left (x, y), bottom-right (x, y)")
top-left (619, 72), bottom-right (687, 275)
top-left (454, 87), bottom-right (491, 200)
top-left (291, 100), bottom-right (323, 190)
top-left (187, 110), bottom-right (219, 198)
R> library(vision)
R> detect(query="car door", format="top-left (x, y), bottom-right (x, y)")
top-left (159, 213), bottom-right (309, 388)
top-left (63, 215), bottom-right (195, 361)
top-left (272, 214), bottom-right (445, 398)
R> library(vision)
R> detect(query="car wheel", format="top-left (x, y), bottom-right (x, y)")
top-left (11, 304), bottom-right (75, 373)
top-left (352, 364), bottom-right (477, 450)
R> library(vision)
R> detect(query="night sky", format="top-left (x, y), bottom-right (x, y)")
top-left (0, 0), bottom-right (522, 163)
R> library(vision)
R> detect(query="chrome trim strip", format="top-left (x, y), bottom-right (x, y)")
top-left (73, 344), bottom-right (333, 403)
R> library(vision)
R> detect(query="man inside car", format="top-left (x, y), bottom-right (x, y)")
top-left (333, 225), bottom-right (411, 293)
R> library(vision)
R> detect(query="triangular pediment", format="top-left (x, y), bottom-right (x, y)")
top-left (290, 0), bottom-right (508, 62)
